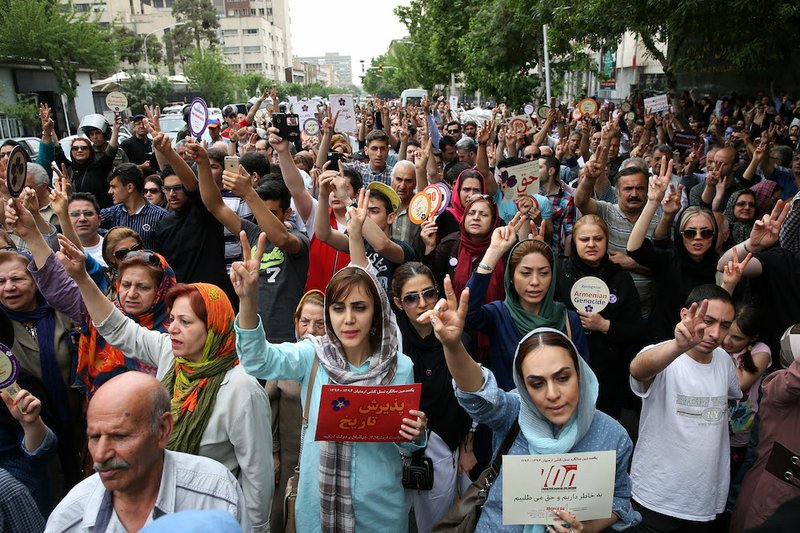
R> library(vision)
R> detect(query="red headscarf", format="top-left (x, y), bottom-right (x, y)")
top-left (446, 168), bottom-right (486, 224)
top-left (452, 196), bottom-right (505, 303)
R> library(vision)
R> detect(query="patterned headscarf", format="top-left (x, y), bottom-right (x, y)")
top-left (161, 283), bottom-right (239, 455)
top-left (75, 253), bottom-right (176, 396)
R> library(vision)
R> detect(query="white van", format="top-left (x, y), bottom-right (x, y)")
top-left (401, 88), bottom-right (427, 107)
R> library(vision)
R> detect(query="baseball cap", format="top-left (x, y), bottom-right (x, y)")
top-left (208, 119), bottom-right (221, 129)
top-left (131, 114), bottom-right (146, 123)
top-left (367, 182), bottom-right (400, 212)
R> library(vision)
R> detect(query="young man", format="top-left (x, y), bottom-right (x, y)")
top-left (629, 284), bottom-right (742, 532)
top-left (538, 154), bottom-right (576, 257)
top-left (119, 114), bottom-right (158, 174)
top-left (195, 142), bottom-right (309, 344)
top-left (342, 129), bottom-right (397, 186)
top-left (100, 163), bottom-right (168, 251)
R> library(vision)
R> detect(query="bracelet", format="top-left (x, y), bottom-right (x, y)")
top-left (478, 262), bottom-right (493, 272)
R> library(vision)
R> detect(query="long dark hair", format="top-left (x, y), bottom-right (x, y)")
top-left (734, 305), bottom-right (760, 374)
top-left (515, 330), bottom-right (581, 380)
top-left (325, 267), bottom-right (382, 351)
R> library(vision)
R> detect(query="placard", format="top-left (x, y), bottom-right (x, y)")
top-left (499, 161), bottom-right (540, 202)
top-left (296, 101), bottom-right (320, 136)
top-left (423, 184), bottom-right (443, 216)
top-left (508, 114), bottom-right (535, 135)
top-left (408, 192), bottom-right (432, 224)
top-left (523, 103), bottom-right (535, 116)
top-left (188, 97), bottom-right (209, 139)
top-left (644, 94), bottom-right (669, 114)
top-left (577, 98), bottom-right (599, 117)
top-left (433, 182), bottom-right (451, 216)
top-left (105, 91), bottom-right (128, 113)
top-left (503, 451), bottom-right (615, 525)
top-left (315, 384), bottom-right (422, 442)
top-left (449, 95), bottom-right (459, 110)
top-left (537, 106), bottom-right (551, 119)
top-left (672, 131), bottom-right (699, 151)
top-left (570, 276), bottom-right (610, 313)
top-left (330, 94), bottom-right (357, 135)
top-left (620, 102), bottom-right (632, 113)
top-left (287, 95), bottom-right (298, 111)
top-left (6, 146), bottom-right (29, 198)
top-left (0, 343), bottom-right (20, 397)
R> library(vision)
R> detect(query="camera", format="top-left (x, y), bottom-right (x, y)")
top-left (272, 113), bottom-right (301, 144)
top-left (327, 151), bottom-right (342, 169)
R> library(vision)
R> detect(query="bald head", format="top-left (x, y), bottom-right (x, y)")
top-left (90, 372), bottom-right (171, 435)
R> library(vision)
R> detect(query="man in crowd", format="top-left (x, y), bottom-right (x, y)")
top-left (69, 192), bottom-right (106, 267)
top-left (343, 129), bottom-right (396, 186)
top-left (45, 372), bottom-right (249, 532)
top-left (120, 114), bottom-right (158, 175)
top-left (456, 137), bottom-right (477, 166)
top-left (390, 160), bottom-right (417, 246)
top-left (629, 285), bottom-right (740, 532)
top-left (80, 114), bottom-right (128, 167)
top-left (538, 154), bottom-right (576, 257)
top-left (100, 163), bottom-right (168, 251)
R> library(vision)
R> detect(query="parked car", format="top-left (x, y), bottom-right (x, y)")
top-left (0, 137), bottom-right (42, 158)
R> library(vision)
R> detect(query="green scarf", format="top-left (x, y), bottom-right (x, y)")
top-left (503, 239), bottom-right (567, 337)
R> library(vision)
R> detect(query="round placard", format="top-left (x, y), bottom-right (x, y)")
top-left (434, 182), bottom-right (451, 216)
top-left (523, 103), bottom-right (535, 116)
top-left (408, 192), bottom-right (432, 224)
top-left (625, 111), bottom-right (636, 122)
top-left (570, 276), bottom-right (611, 314)
top-left (537, 106), bottom-right (551, 119)
top-left (0, 343), bottom-right (19, 392)
top-left (423, 184), bottom-right (443, 216)
top-left (508, 117), bottom-right (530, 134)
top-left (620, 102), bottom-right (632, 113)
top-left (303, 118), bottom-right (321, 136)
top-left (105, 91), bottom-right (128, 113)
top-left (188, 97), bottom-right (209, 139)
top-left (577, 98), bottom-right (599, 117)
top-left (6, 146), bottom-right (29, 198)
top-left (571, 108), bottom-right (582, 120)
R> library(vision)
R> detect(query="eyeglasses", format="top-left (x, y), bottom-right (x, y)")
top-left (71, 145), bottom-right (90, 152)
top-left (524, 153), bottom-right (540, 160)
top-left (734, 201), bottom-right (755, 208)
top-left (113, 243), bottom-right (144, 261)
top-left (161, 185), bottom-right (185, 193)
top-left (0, 245), bottom-right (16, 251)
top-left (0, 150), bottom-right (13, 158)
top-left (69, 210), bottom-right (97, 218)
top-left (401, 288), bottom-right (438, 307)
top-left (143, 187), bottom-right (161, 195)
top-left (681, 228), bottom-right (714, 240)
top-left (118, 250), bottom-right (161, 267)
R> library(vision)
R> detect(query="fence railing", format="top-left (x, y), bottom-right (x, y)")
top-left (0, 117), bottom-right (22, 138)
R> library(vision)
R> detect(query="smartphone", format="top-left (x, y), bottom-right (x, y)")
top-left (273, 113), bottom-right (301, 143)
top-left (224, 155), bottom-right (240, 174)
top-left (327, 151), bottom-right (341, 169)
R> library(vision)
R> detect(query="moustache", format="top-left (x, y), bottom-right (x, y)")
top-left (94, 458), bottom-right (132, 472)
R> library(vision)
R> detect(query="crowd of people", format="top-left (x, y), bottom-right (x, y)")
top-left (1, 86), bottom-right (799, 533)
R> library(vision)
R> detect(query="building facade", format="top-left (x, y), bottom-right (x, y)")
top-left (295, 52), bottom-right (352, 85)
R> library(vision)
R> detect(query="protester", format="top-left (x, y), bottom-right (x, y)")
top-left (143, 175), bottom-right (168, 209)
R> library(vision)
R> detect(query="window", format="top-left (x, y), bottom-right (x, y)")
top-left (74, 3), bottom-right (90, 12)
top-left (231, 64), bottom-right (242, 73)
top-left (244, 46), bottom-right (261, 53)
top-left (259, 8), bottom-right (265, 15)
top-left (224, 47), bottom-right (240, 55)
top-left (222, 29), bottom-right (239, 36)
top-left (244, 29), bottom-right (259, 35)
top-left (245, 63), bottom-right (262, 71)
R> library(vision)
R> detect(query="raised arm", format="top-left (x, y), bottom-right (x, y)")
top-left (190, 143), bottom-right (242, 234)
top-left (151, 131), bottom-right (198, 192)
top-left (628, 156), bottom-right (672, 253)
top-left (271, 127), bottom-right (314, 224)
top-left (344, 188), bottom-right (370, 268)
top-left (476, 120), bottom-right (497, 196)
top-left (574, 145), bottom-right (609, 215)
top-left (717, 200), bottom-right (790, 276)
top-left (313, 173), bottom-right (349, 252)
top-left (55, 235), bottom-right (115, 324)
top-left (630, 300), bottom-right (709, 391)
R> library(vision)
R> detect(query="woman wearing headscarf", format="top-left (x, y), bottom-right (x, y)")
top-left (421, 278), bottom-right (640, 532)
top-left (465, 216), bottom-right (589, 392)
top-left (554, 215), bottom-right (644, 418)
top-left (628, 157), bottom-right (720, 343)
top-left (234, 230), bottom-right (428, 533)
top-left (720, 189), bottom-right (758, 247)
top-left (56, 236), bottom-right (273, 532)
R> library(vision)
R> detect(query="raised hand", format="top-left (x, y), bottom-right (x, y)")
top-left (722, 248), bottom-right (752, 291)
top-left (1, 388), bottom-right (41, 424)
top-left (648, 155), bottom-right (672, 202)
top-left (346, 187), bottom-right (370, 236)
top-left (476, 119), bottom-right (493, 145)
top-left (144, 104), bottom-right (161, 134)
top-left (55, 234), bottom-right (89, 280)
top-left (675, 299), bottom-right (709, 352)
top-left (39, 103), bottom-right (53, 139)
top-left (489, 212), bottom-right (523, 253)
top-left (418, 275), bottom-right (470, 348)
top-left (267, 126), bottom-right (290, 153)
top-left (230, 231), bottom-right (267, 298)
top-left (50, 170), bottom-right (71, 215)
top-left (5, 194), bottom-right (36, 238)
top-left (662, 183), bottom-right (683, 215)
top-left (750, 199), bottom-right (790, 250)
top-left (152, 132), bottom-right (172, 154)
top-left (420, 219), bottom-right (438, 254)
top-left (184, 140), bottom-right (208, 163)
top-left (222, 164), bottom-right (255, 198)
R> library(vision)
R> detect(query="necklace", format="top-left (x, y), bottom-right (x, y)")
top-left (23, 322), bottom-right (37, 340)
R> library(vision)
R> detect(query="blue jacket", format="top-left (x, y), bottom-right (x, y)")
top-left (466, 271), bottom-right (589, 391)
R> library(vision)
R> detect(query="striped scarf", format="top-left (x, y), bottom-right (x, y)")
top-left (309, 264), bottom-right (398, 533)
top-left (161, 283), bottom-right (238, 455)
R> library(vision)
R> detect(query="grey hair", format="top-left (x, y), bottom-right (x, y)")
top-left (455, 137), bottom-right (477, 153)
top-left (149, 385), bottom-right (171, 435)
top-left (392, 160), bottom-right (415, 176)
top-left (26, 163), bottom-right (49, 187)
top-left (620, 157), bottom-right (648, 172)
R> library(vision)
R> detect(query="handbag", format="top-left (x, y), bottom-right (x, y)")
top-left (403, 449), bottom-right (435, 490)
top-left (431, 421), bottom-right (520, 532)
top-left (283, 358), bottom-right (319, 533)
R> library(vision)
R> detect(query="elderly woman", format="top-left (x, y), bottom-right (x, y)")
top-left (56, 234), bottom-right (274, 532)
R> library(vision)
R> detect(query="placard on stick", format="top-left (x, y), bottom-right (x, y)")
top-left (6, 146), bottom-right (29, 198)
top-left (644, 94), bottom-right (669, 114)
top-left (508, 114), bottom-right (535, 135)
top-left (0, 343), bottom-right (20, 398)
top-left (570, 276), bottom-right (610, 313)
top-left (330, 94), bottom-right (357, 135)
top-left (188, 97), bottom-right (209, 139)
top-left (499, 161), bottom-right (540, 202)
top-left (315, 384), bottom-right (421, 442)
top-left (105, 91), bottom-right (128, 113)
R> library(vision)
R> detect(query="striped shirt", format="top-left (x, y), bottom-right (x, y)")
top-left (100, 201), bottom-right (168, 251)
top-left (343, 153), bottom-right (398, 186)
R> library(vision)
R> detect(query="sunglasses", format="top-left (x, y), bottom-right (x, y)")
top-left (466, 193), bottom-right (494, 204)
top-left (524, 153), bottom-right (540, 160)
top-left (143, 187), bottom-right (161, 195)
top-left (401, 287), bottom-right (438, 307)
top-left (681, 228), bottom-right (714, 240)
top-left (113, 243), bottom-right (144, 261)
top-left (161, 185), bottom-right (185, 193)
top-left (119, 250), bottom-right (161, 267)
top-left (72, 145), bottom-right (90, 151)
top-left (69, 210), bottom-right (97, 218)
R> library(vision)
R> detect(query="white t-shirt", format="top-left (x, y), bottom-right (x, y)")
top-left (629, 344), bottom-right (742, 522)
top-left (84, 236), bottom-right (106, 268)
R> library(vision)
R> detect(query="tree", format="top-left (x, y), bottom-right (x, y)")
top-left (0, 0), bottom-right (117, 127)
top-left (122, 72), bottom-right (174, 114)
top-left (183, 48), bottom-right (235, 106)
top-left (115, 26), bottom-right (165, 66)
top-left (238, 72), bottom-right (271, 98)
top-left (0, 91), bottom-right (39, 135)
top-left (171, 0), bottom-right (220, 63)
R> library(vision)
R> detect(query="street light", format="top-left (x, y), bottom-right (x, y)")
top-left (143, 22), bottom-right (187, 72)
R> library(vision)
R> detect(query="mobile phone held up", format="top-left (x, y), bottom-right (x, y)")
top-left (224, 155), bottom-right (240, 174)
top-left (273, 113), bottom-right (301, 144)
top-left (327, 151), bottom-right (341, 170)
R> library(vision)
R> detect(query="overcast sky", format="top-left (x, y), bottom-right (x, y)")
top-left (288, 0), bottom-right (410, 85)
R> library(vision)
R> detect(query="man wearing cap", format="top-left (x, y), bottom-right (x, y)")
top-left (390, 160), bottom-right (417, 245)
top-left (120, 114), bottom-right (159, 174)
top-left (207, 119), bottom-right (226, 146)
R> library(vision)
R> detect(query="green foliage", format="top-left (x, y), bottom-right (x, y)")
top-left (0, 0), bottom-right (117, 99)
top-left (183, 48), bottom-right (235, 107)
top-left (0, 93), bottom-right (39, 131)
top-left (238, 73), bottom-right (271, 98)
top-left (115, 26), bottom-right (165, 66)
top-left (171, 0), bottom-right (219, 62)
top-left (121, 72), bottom-right (174, 114)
